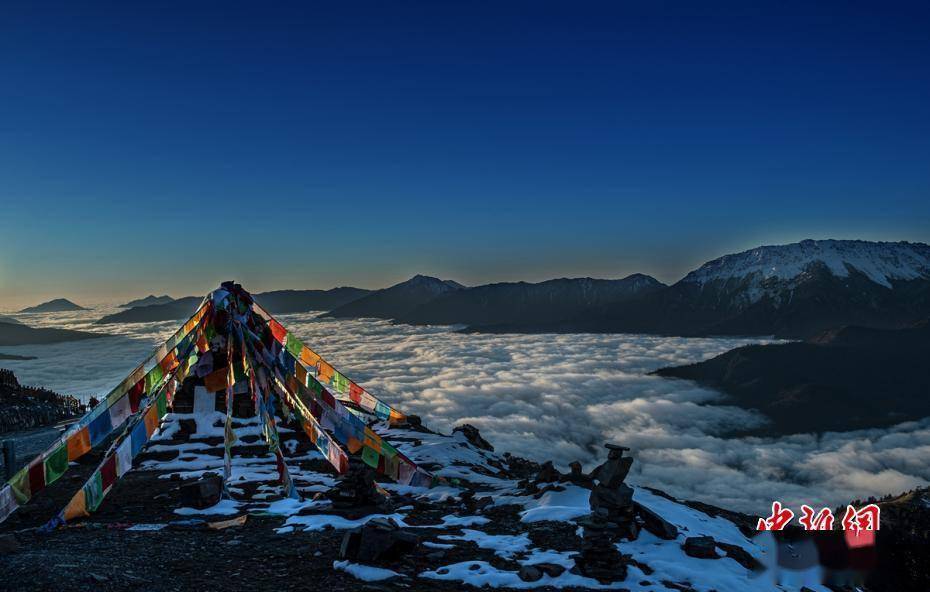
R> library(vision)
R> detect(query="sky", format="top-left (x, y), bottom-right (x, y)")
top-left (2, 1), bottom-right (929, 309)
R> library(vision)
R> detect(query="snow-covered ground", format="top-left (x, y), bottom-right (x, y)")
top-left (142, 409), bottom-right (828, 592)
top-left (1, 305), bottom-right (928, 513)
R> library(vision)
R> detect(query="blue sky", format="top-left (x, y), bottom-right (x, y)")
top-left (2, 1), bottom-right (929, 308)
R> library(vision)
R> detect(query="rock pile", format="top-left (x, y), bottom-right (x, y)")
top-left (571, 443), bottom-right (637, 583)
top-left (327, 461), bottom-right (393, 516)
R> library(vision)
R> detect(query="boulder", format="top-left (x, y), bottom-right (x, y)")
top-left (339, 517), bottom-right (419, 562)
top-left (683, 536), bottom-right (718, 559)
top-left (634, 502), bottom-right (679, 540)
top-left (593, 456), bottom-right (633, 489)
top-left (518, 565), bottom-right (542, 582)
top-left (178, 472), bottom-right (223, 509)
top-left (533, 563), bottom-right (566, 577)
top-left (535, 460), bottom-right (562, 483)
top-left (452, 424), bottom-right (494, 452)
top-left (590, 483), bottom-right (634, 513)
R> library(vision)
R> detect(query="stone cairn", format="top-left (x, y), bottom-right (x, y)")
top-left (571, 443), bottom-right (636, 583)
top-left (327, 460), bottom-right (394, 516)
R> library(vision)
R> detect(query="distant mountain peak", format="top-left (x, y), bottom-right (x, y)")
top-left (682, 239), bottom-right (930, 289)
top-left (120, 294), bottom-right (174, 308)
top-left (403, 274), bottom-right (465, 289)
top-left (19, 298), bottom-right (86, 313)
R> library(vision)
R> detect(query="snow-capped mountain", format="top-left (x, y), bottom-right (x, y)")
top-left (682, 239), bottom-right (930, 306)
top-left (473, 240), bottom-right (930, 339)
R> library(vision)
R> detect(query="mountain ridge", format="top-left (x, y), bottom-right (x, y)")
top-left (120, 295), bottom-right (174, 308)
top-left (399, 274), bottom-right (666, 327)
top-left (323, 275), bottom-right (466, 320)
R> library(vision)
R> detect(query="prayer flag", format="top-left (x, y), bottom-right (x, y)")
top-left (299, 347), bottom-right (320, 367)
top-left (62, 489), bottom-right (87, 522)
top-left (109, 395), bottom-right (132, 429)
top-left (361, 445), bottom-right (380, 469)
top-left (318, 362), bottom-right (334, 385)
top-left (285, 333), bottom-right (302, 359)
top-left (83, 472), bottom-right (104, 512)
top-left (100, 455), bottom-right (117, 490)
top-left (67, 427), bottom-right (92, 461)
top-left (130, 420), bottom-right (148, 456)
top-left (145, 364), bottom-right (164, 393)
top-left (128, 379), bottom-right (145, 413)
top-left (0, 486), bottom-right (17, 522)
top-left (204, 367), bottom-right (227, 392)
top-left (332, 372), bottom-right (348, 394)
top-left (44, 444), bottom-right (69, 485)
top-left (115, 439), bottom-right (133, 477)
top-left (88, 409), bottom-right (112, 446)
top-left (269, 319), bottom-right (287, 344)
top-left (9, 467), bottom-right (31, 504)
top-left (156, 390), bottom-right (168, 417)
top-left (143, 406), bottom-right (159, 436)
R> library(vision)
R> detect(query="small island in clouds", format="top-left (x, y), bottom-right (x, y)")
top-left (18, 298), bottom-right (86, 313)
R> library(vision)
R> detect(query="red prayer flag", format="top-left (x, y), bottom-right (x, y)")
top-left (100, 454), bottom-right (118, 490)
top-left (269, 319), bottom-right (287, 344)
top-left (128, 379), bottom-right (145, 412)
top-left (28, 461), bottom-right (46, 496)
top-left (322, 390), bottom-right (335, 409)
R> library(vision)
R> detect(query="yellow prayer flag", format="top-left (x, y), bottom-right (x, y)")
top-left (63, 489), bottom-right (88, 522)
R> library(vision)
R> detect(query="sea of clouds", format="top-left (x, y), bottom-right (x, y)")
top-left (2, 306), bottom-right (928, 514)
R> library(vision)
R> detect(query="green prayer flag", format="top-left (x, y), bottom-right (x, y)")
top-left (381, 440), bottom-right (398, 458)
top-left (145, 365), bottom-right (164, 393)
top-left (44, 443), bottom-right (69, 485)
top-left (332, 372), bottom-right (348, 393)
top-left (9, 467), bottom-right (30, 504)
top-left (285, 333), bottom-right (302, 359)
top-left (361, 445), bottom-right (380, 469)
top-left (156, 390), bottom-right (168, 417)
top-left (84, 472), bottom-right (104, 512)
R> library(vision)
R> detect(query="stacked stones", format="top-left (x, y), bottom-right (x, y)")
top-left (327, 460), bottom-right (393, 516)
top-left (571, 443), bottom-right (636, 583)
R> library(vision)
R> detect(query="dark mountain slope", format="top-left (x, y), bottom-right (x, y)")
top-left (19, 298), bottom-right (86, 313)
top-left (400, 274), bottom-right (665, 327)
top-left (95, 297), bottom-right (202, 324)
top-left (323, 275), bottom-right (464, 320)
top-left (653, 320), bottom-right (930, 435)
top-left (254, 287), bottom-right (370, 314)
top-left (0, 321), bottom-right (105, 346)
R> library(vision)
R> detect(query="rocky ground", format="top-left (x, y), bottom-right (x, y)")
top-left (0, 401), bottom-right (926, 592)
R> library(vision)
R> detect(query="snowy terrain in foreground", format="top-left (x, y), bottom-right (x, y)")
top-left (137, 410), bottom-right (829, 592)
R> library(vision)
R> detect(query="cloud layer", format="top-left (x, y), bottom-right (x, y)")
top-left (4, 307), bottom-right (928, 513)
